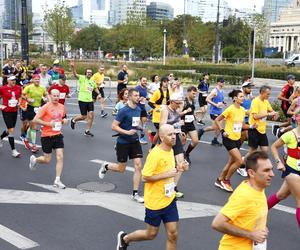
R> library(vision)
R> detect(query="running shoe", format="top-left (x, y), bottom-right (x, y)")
top-left (11, 149), bottom-right (21, 158)
top-left (214, 179), bottom-right (224, 189)
top-left (116, 231), bottom-right (128, 250)
top-left (71, 118), bottom-right (75, 130)
top-left (84, 130), bottom-right (94, 137)
top-left (175, 191), bottom-right (184, 198)
top-left (272, 124), bottom-right (279, 136)
top-left (23, 139), bottom-right (31, 150)
top-left (211, 138), bottom-right (222, 146)
top-left (148, 130), bottom-right (154, 144)
top-left (0, 139), bottom-right (3, 148)
top-left (98, 161), bottom-right (108, 179)
top-left (101, 112), bottom-right (108, 118)
top-left (197, 128), bottom-right (205, 139)
top-left (19, 135), bottom-right (25, 141)
top-left (53, 179), bottom-right (66, 189)
top-left (197, 120), bottom-right (205, 126)
top-left (139, 137), bottom-right (148, 145)
top-left (131, 193), bottom-right (144, 203)
top-left (31, 145), bottom-right (39, 153)
top-left (221, 179), bottom-right (233, 192)
top-left (237, 167), bottom-right (248, 177)
top-left (29, 155), bottom-right (37, 171)
top-left (276, 129), bottom-right (283, 138)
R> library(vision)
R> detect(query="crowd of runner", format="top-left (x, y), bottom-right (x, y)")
top-left (1, 59), bottom-right (299, 249)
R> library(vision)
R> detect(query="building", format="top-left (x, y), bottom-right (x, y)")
top-left (91, 0), bottom-right (106, 10)
top-left (70, 0), bottom-right (84, 26)
top-left (263, 0), bottom-right (293, 23)
top-left (109, 0), bottom-right (146, 25)
top-left (146, 2), bottom-right (173, 20)
top-left (185, 0), bottom-right (204, 17)
top-left (269, 0), bottom-right (300, 56)
top-left (90, 0), bottom-right (110, 27)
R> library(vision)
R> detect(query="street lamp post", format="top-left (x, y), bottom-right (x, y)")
top-left (163, 29), bottom-right (167, 65)
top-left (214, 0), bottom-right (221, 63)
top-left (251, 27), bottom-right (256, 80)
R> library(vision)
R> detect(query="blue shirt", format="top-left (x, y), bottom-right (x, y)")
top-left (135, 85), bottom-right (147, 110)
top-left (241, 95), bottom-right (252, 123)
top-left (210, 88), bottom-right (224, 115)
top-left (115, 105), bottom-right (141, 144)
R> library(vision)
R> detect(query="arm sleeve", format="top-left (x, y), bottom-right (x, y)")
top-left (142, 152), bottom-right (158, 177)
top-left (115, 108), bottom-right (125, 123)
top-left (250, 99), bottom-right (259, 115)
top-left (220, 194), bottom-right (248, 221)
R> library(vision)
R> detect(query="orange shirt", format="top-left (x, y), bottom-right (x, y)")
top-left (37, 102), bottom-right (66, 137)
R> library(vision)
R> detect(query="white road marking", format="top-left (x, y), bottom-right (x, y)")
top-left (3, 138), bottom-right (41, 148)
top-left (0, 224), bottom-right (39, 249)
top-left (90, 159), bottom-right (135, 172)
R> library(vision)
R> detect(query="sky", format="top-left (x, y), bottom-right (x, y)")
top-left (32, 0), bottom-right (265, 16)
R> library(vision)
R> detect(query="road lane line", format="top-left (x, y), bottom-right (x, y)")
top-left (90, 159), bottom-right (135, 172)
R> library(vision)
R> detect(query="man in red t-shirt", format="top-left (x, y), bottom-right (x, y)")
top-left (48, 74), bottom-right (70, 105)
top-left (0, 76), bottom-right (22, 157)
top-left (29, 89), bottom-right (68, 189)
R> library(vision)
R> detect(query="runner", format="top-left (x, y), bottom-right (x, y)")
top-left (170, 78), bottom-right (183, 97)
top-left (180, 86), bottom-right (199, 164)
top-left (48, 74), bottom-right (70, 105)
top-left (198, 77), bottom-right (225, 146)
top-left (116, 124), bottom-right (188, 250)
top-left (0, 76), bottom-right (22, 157)
top-left (117, 64), bottom-right (128, 94)
top-left (22, 74), bottom-right (47, 152)
top-left (135, 77), bottom-right (148, 144)
top-left (148, 76), bottom-right (170, 148)
top-left (214, 90), bottom-right (256, 192)
top-left (212, 151), bottom-right (274, 250)
top-left (98, 88), bottom-right (144, 203)
top-left (69, 61), bottom-right (101, 137)
top-left (39, 64), bottom-right (52, 89)
top-left (91, 65), bottom-right (108, 118)
top-left (248, 85), bottom-right (279, 154)
top-left (14, 60), bottom-right (25, 86)
top-left (147, 75), bottom-right (160, 98)
top-left (47, 62), bottom-right (61, 84)
top-left (113, 88), bottom-right (129, 116)
top-left (2, 59), bottom-right (15, 85)
top-left (29, 89), bottom-right (68, 189)
top-left (160, 92), bottom-right (187, 198)
top-left (195, 72), bottom-right (210, 125)
top-left (267, 114), bottom-right (300, 228)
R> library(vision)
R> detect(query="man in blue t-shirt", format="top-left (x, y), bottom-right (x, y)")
top-left (135, 76), bottom-right (148, 144)
top-left (117, 64), bottom-right (128, 94)
top-left (98, 88), bottom-right (144, 203)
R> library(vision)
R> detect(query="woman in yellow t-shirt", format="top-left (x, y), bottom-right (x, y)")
top-left (268, 114), bottom-right (300, 228)
top-left (214, 90), bottom-right (256, 192)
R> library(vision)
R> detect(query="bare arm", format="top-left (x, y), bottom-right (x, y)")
top-left (111, 119), bottom-right (136, 135)
top-left (271, 138), bottom-right (286, 171)
top-left (159, 106), bottom-right (168, 127)
top-left (69, 61), bottom-right (79, 79)
top-left (206, 89), bottom-right (218, 107)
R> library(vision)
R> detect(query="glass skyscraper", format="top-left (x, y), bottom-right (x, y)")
top-left (263, 0), bottom-right (294, 23)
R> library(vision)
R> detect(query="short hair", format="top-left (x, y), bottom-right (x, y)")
top-left (151, 75), bottom-right (158, 82)
top-left (85, 69), bottom-right (93, 74)
top-left (259, 85), bottom-right (271, 94)
top-left (245, 151), bottom-right (269, 172)
top-left (228, 89), bottom-right (242, 100)
top-left (128, 88), bottom-right (138, 97)
top-left (187, 86), bottom-right (197, 92)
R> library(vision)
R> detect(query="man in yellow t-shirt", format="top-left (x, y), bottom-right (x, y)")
top-left (212, 151), bottom-right (274, 250)
top-left (91, 65), bottom-right (108, 118)
top-left (116, 124), bottom-right (188, 250)
top-left (248, 85), bottom-right (278, 153)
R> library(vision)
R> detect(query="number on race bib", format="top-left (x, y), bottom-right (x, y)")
top-left (185, 115), bottom-right (194, 123)
top-left (8, 99), bottom-right (18, 107)
top-left (52, 121), bottom-right (62, 131)
top-left (164, 182), bottom-right (175, 197)
top-left (233, 123), bottom-right (242, 133)
top-left (59, 93), bottom-right (66, 99)
top-left (132, 117), bottom-right (140, 127)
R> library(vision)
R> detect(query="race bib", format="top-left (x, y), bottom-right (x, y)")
top-left (8, 99), bottom-right (18, 107)
top-left (59, 93), bottom-right (66, 99)
top-left (253, 240), bottom-right (267, 250)
top-left (233, 123), bottom-right (242, 133)
top-left (164, 182), bottom-right (175, 197)
top-left (34, 107), bottom-right (41, 114)
top-left (185, 115), bottom-right (194, 123)
top-left (132, 117), bottom-right (140, 127)
top-left (52, 121), bottom-right (62, 131)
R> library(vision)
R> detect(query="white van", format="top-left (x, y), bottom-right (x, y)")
top-left (285, 54), bottom-right (300, 67)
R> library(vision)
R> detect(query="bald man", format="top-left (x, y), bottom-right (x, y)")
top-left (116, 124), bottom-right (189, 250)
top-left (29, 89), bottom-right (68, 189)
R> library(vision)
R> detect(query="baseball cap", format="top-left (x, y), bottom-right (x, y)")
top-left (170, 92), bottom-right (183, 101)
top-left (217, 77), bottom-right (225, 83)
top-left (31, 74), bottom-right (40, 79)
top-left (59, 74), bottom-right (66, 81)
top-left (242, 81), bottom-right (254, 88)
top-left (287, 74), bottom-right (295, 81)
top-left (53, 59), bottom-right (59, 65)
top-left (7, 75), bottom-right (16, 81)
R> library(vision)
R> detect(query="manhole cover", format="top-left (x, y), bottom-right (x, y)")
top-left (77, 182), bottom-right (115, 192)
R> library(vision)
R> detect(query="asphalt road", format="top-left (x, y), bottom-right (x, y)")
top-left (0, 86), bottom-right (299, 250)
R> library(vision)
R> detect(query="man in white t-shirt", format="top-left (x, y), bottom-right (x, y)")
top-left (39, 64), bottom-right (52, 89)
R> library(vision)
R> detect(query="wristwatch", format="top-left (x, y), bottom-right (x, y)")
top-left (275, 159), bottom-right (281, 164)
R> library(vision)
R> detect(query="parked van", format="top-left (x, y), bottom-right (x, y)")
top-left (285, 54), bottom-right (300, 67)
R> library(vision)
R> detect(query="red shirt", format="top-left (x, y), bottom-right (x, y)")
top-left (48, 84), bottom-right (70, 105)
top-left (281, 83), bottom-right (294, 110)
top-left (0, 84), bottom-right (22, 112)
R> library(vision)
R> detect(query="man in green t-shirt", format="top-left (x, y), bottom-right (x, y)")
top-left (70, 61), bottom-right (101, 137)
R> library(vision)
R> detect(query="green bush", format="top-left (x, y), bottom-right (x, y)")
top-left (270, 100), bottom-right (287, 122)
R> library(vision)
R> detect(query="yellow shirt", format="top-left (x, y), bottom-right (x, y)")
top-left (249, 97), bottom-right (272, 134)
top-left (149, 89), bottom-right (168, 124)
top-left (281, 130), bottom-right (300, 171)
top-left (142, 145), bottom-right (176, 210)
top-left (91, 72), bottom-right (105, 87)
top-left (222, 104), bottom-right (245, 140)
top-left (219, 181), bottom-right (268, 250)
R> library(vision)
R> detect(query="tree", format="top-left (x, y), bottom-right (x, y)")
top-left (43, 1), bottom-right (75, 56)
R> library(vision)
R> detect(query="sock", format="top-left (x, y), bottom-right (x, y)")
top-left (186, 143), bottom-right (195, 155)
top-left (0, 130), bottom-right (8, 140)
top-left (132, 190), bottom-right (138, 196)
top-left (55, 176), bottom-right (60, 182)
top-left (101, 110), bottom-right (104, 114)
top-left (267, 193), bottom-right (281, 209)
top-left (296, 208), bottom-right (300, 227)
top-left (8, 136), bottom-right (15, 150)
top-left (30, 129), bottom-right (36, 145)
top-left (104, 164), bottom-right (108, 171)
top-left (26, 127), bottom-right (31, 140)
top-left (174, 186), bottom-right (178, 192)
